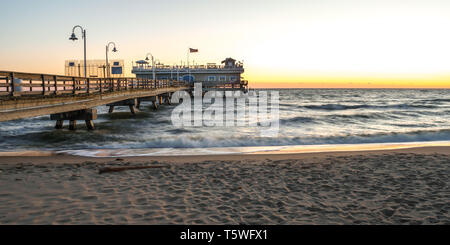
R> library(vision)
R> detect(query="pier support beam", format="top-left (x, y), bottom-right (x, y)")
top-left (152, 101), bottom-right (158, 110)
top-left (139, 96), bottom-right (158, 110)
top-left (161, 93), bottom-right (172, 105)
top-left (129, 105), bottom-right (137, 115)
top-left (85, 120), bottom-right (95, 130)
top-left (106, 98), bottom-right (139, 115)
top-left (69, 120), bottom-right (77, 130)
top-left (50, 109), bottom-right (97, 131)
top-left (55, 120), bottom-right (64, 129)
top-left (136, 100), bottom-right (141, 109)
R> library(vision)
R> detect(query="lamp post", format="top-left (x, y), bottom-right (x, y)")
top-left (145, 53), bottom-right (156, 80)
top-left (105, 42), bottom-right (118, 78)
top-left (106, 42), bottom-right (118, 90)
top-left (69, 25), bottom-right (87, 92)
top-left (69, 25), bottom-right (87, 79)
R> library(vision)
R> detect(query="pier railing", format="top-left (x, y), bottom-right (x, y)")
top-left (132, 66), bottom-right (244, 74)
top-left (0, 71), bottom-right (186, 97)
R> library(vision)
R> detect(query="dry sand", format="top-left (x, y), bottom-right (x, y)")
top-left (0, 146), bottom-right (449, 224)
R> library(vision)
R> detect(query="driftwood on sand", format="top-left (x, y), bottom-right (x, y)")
top-left (98, 165), bottom-right (166, 174)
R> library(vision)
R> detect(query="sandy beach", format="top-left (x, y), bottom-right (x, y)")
top-left (0, 146), bottom-right (449, 225)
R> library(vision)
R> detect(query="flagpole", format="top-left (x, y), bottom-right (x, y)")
top-left (187, 48), bottom-right (190, 83)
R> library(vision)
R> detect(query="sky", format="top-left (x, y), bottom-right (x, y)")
top-left (1, 0), bottom-right (450, 88)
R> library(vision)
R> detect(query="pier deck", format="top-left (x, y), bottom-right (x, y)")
top-left (0, 71), bottom-right (189, 123)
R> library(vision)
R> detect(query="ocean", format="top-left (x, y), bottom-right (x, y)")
top-left (1, 89), bottom-right (449, 156)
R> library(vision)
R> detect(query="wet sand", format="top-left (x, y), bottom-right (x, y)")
top-left (0, 146), bottom-right (449, 224)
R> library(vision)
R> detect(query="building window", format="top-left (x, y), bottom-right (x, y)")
top-left (182, 75), bottom-right (195, 82)
top-left (229, 76), bottom-right (237, 82)
top-left (208, 76), bottom-right (216, 81)
top-left (219, 76), bottom-right (226, 81)
top-left (69, 62), bottom-right (75, 67)
top-left (113, 62), bottom-right (120, 66)
top-left (111, 66), bottom-right (123, 74)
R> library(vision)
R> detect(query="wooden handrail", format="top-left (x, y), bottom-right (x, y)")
top-left (0, 70), bottom-right (187, 97)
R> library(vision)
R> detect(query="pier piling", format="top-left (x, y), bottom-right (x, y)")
top-left (106, 98), bottom-right (139, 115)
top-left (137, 96), bottom-right (158, 110)
top-left (129, 105), bottom-right (137, 115)
top-left (164, 93), bottom-right (172, 105)
top-left (69, 120), bottom-right (77, 130)
top-left (50, 109), bottom-right (97, 130)
top-left (55, 120), bottom-right (64, 129)
top-left (85, 120), bottom-right (95, 130)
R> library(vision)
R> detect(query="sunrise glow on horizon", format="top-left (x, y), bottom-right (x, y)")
top-left (1, 0), bottom-right (450, 88)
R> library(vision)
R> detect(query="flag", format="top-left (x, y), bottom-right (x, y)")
top-left (189, 48), bottom-right (198, 53)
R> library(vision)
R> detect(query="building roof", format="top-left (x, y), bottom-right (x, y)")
top-left (221, 57), bottom-right (236, 64)
top-left (136, 60), bottom-right (149, 64)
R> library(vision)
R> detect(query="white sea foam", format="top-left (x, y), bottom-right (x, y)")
top-left (57, 141), bottom-right (450, 157)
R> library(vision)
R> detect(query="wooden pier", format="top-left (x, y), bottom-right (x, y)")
top-left (0, 71), bottom-right (189, 129)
